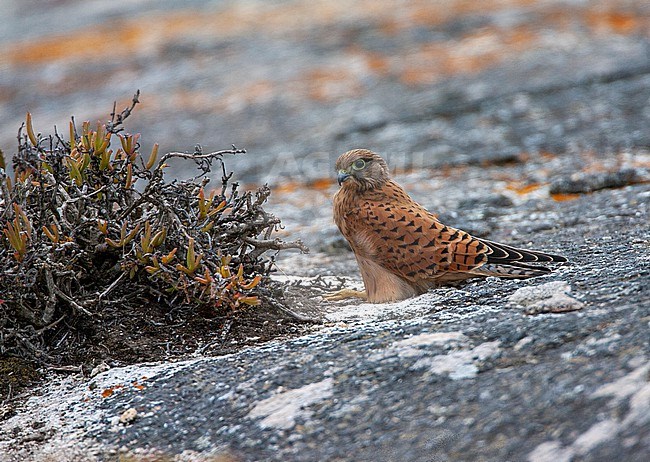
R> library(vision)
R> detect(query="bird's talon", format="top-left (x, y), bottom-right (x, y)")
top-left (324, 289), bottom-right (367, 301)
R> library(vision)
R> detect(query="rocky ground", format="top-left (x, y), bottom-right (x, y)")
top-left (1, 0), bottom-right (650, 461)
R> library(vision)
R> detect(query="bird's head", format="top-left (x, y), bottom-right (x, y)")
top-left (335, 149), bottom-right (390, 191)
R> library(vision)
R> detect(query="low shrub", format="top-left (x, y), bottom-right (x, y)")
top-left (0, 92), bottom-right (307, 363)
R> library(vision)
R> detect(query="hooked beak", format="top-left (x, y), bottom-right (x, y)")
top-left (337, 169), bottom-right (351, 185)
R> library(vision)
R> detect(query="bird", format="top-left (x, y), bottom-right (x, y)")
top-left (328, 148), bottom-right (567, 303)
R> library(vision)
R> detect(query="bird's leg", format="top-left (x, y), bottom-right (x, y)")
top-left (324, 288), bottom-right (367, 301)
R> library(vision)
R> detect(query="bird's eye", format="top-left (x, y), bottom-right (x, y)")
top-left (352, 159), bottom-right (366, 170)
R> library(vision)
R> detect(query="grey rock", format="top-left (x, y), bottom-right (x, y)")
top-left (549, 168), bottom-right (646, 195)
top-left (2, 0), bottom-right (650, 461)
top-left (316, 236), bottom-right (351, 254)
top-left (247, 378), bottom-right (334, 430)
top-left (508, 281), bottom-right (585, 315)
top-left (458, 194), bottom-right (514, 211)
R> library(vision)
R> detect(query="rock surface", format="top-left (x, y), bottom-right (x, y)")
top-left (507, 281), bottom-right (585, 314)
top-left (1, 0), bottom-right (650, 461)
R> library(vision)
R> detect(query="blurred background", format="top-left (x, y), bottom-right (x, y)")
top-left (1, 0), bottom-right (649, 205)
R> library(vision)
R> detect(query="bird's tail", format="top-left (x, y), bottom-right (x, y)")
top-left (479, 238), bottom-right (567, 264)
top-left (470, 262), bottom-right (553, 278)
top-left (470, 238), bottom-right (567, 279)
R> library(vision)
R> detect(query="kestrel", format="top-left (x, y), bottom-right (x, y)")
top-left (329, 149), bottom-right (567, 303)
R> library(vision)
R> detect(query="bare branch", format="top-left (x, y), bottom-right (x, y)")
top-left (106, 90), bottom-right (141, 134)
top-left (244, 237), bottom-right (309, 253)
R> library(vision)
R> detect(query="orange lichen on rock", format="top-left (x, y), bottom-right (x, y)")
top-left (396, 25), bottom-right (540, 86)
top-left (4, 21), bottom-right (150, 66)
top-left (586, 10), bottom-right (643, 34)
top-left (550, 193), bottom-right (582, 202)
top-left (273, 182), bottom-right (300, 194)
top-left (1, 1), bottom-right (385, 68)
top-left (309, 178), bottom-right (334, 190)
top-left (302, 68), bottom-right (365, 102)
top-left (505, 182), bottom-right (544, 195)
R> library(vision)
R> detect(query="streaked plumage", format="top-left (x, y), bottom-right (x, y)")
top-left (331, 149), bottom-right (567, 303)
